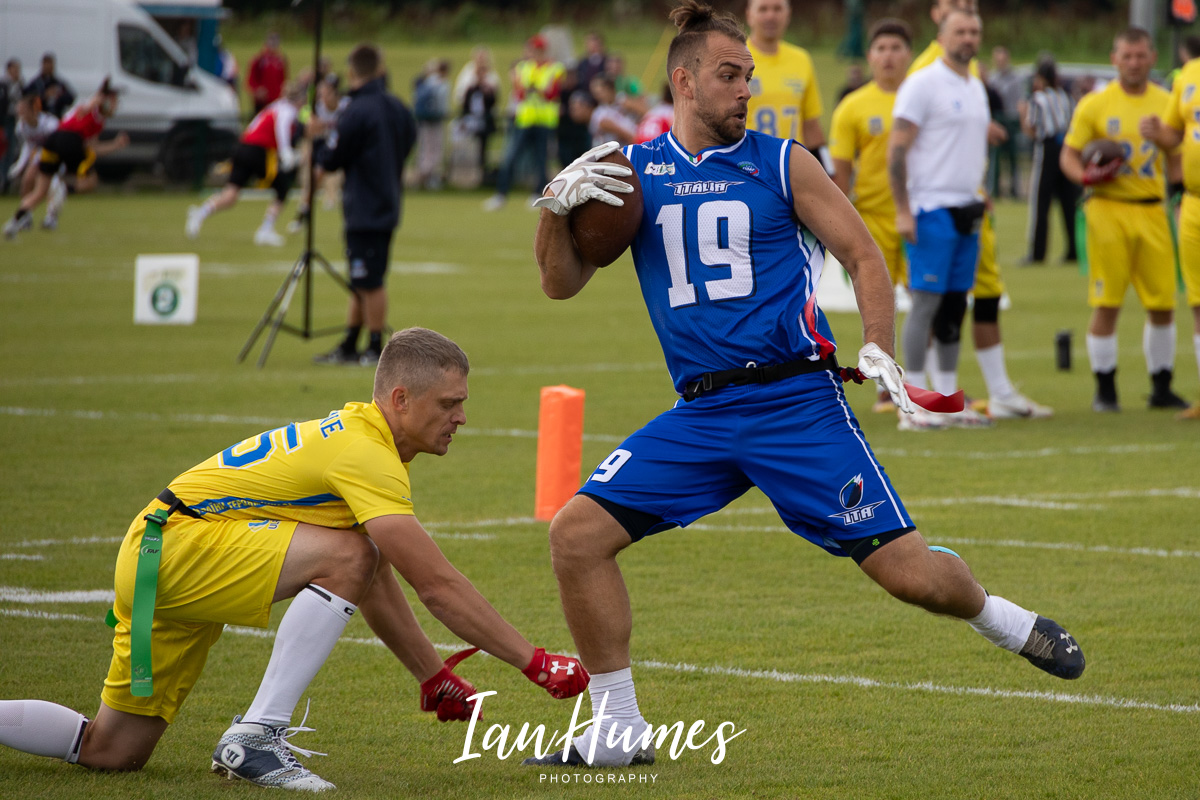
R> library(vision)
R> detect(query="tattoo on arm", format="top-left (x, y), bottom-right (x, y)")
top-left (888, 144), bottom-right (910, 212)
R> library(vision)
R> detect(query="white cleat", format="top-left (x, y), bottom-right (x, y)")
top-left (896, 406), bottom-right (949, 431)
top-left (942, 407), bottom-right (994, 429)
top-left (211, 711), bottom-right (335, 792)
top-left (988, 392), bottom-right (1053, 420)
top-left (4, 214), bottom-right (32, 239)
top-left (254, 227), bottom-right (286, 247)
top-left (481, 194), bottom-right (505, 212)
top-left (185, 205), bottom-right (204, 239)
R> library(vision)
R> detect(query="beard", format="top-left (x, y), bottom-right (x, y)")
top-left (949, 42), bottom-right (977, 66)
top-left (694, 91), bottom-right (747, 145)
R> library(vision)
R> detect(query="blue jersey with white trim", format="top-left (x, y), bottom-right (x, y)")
top-left (624, 130), bottom-right (837, 395)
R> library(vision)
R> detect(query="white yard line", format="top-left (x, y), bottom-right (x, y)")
top-left (0, 554), bottom-right (45, 561)
top-left (1, 606), bottom-right (1194, 715)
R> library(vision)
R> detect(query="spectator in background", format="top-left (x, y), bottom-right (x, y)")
top-left (1167, 35), bottom-right (1200, 87)
top-left (216, 35), bottom-right (239, 93)
top-left (6, 90), bottom-right (61, 206)
top-left (604, 54), bottom-right (646, 118)
top-left (586, 76), bottom-right (636, 148)
top-left (456, 52), bottom-right (498, 178)
top-left (558, 32), bottom-right (608, 168)
top-left (413, 59), bottom-right (451, 190)
top-left (290, 73), bottom-right (350, 232)
top-left (987, 46), bottom-right (1023, 198)
top-left (1020, 60), bottom-right (1076, 265)
top-left (1, 59), bottom-right (22, 193)
top-left (836, 62), bottom-right (866, 102)
top-left (248, 32), bottom-right (288, 114)
top-left (483, 34), bottom-right (564, 211)
top-left (635, 82), bottom-right (674, 144)
top-left (26, 53), bottom-right (75, 120)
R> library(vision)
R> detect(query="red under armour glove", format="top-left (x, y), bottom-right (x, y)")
top-left (1082, 159), bottom-right (1122, 186)
top-left (522, 647), bottom-right (590, 699)
top-left (420, 647), bottom-right (480, 722)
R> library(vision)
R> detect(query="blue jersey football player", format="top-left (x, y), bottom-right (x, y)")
top-left (527, 0), bottom-right (1085, 768)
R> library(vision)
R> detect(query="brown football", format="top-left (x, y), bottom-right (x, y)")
top-left (568, 149), bottom-right (644, 268)
top-left (1081, 138), bottom-right (1125, 166)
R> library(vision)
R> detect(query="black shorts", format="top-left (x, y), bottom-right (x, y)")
top-left (228, 142), bottom-right (294, 201)
top-left (345, 229), bottom-right (393, 290)
top-left (39, 130), bottom-right (94, 177)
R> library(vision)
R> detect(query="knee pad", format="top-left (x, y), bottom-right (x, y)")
top-left (973, 295), bottom-right (1000, 324)
top-left (932, 292), bottom-right (969, 344)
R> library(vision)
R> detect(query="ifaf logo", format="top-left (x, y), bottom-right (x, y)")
top-left (737, 161), bottom-right (759, 176)
top-left (828, 474), bottom-right (885, 525)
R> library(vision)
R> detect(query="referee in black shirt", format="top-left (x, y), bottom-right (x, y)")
top-left (1021, 61), bottom-right (1078, 264)
top-left (314, 44), bottom-right (417, 365)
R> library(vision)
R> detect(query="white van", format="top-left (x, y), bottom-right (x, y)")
top-left (0, 0), bottom-right (240, 180)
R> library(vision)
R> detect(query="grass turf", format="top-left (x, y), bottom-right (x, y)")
top-left (0, 189), bottom-right (1198, 798)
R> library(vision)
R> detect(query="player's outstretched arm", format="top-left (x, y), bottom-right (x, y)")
top-left (357, 555), bottom-right (446, 682)
top-left (788, 142), bottom-right (895, 356)
top-left (535, 209), bottom-right (600, 299)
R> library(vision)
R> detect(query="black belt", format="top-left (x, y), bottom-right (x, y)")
top-left (155, 488), bottom-right (203, 519)
top-left (682, 356), bottom-right (839, 402)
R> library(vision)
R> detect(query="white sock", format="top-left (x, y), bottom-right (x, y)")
top-left (1086, 333), bottom-right (1118, 373)
top-left (243, 585), bottom-right (356, 727)
top-left (199, 197), bottom-right (219, 218)
top-left (260, 207), bottom-right (279, 231)
top-left (1143, 322), bottom-right (1175, 374)
top-left (931, 367), bottom-right (957, 396)
top-left (907, 369), bottom-right (928, 391)
top-left (0, 700), bottom-right (88, 762)
top-left (975, 344), bottom-right (1016, 401)
top-left (966, 594), bottom-right (1038, 653)
top-left (572, 668), bottom-right (648, 765)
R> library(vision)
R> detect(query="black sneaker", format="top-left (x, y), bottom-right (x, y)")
top-left (358, 348), bottom-right (382, 367)
top-left (312, 347), bottom-right (359, 365)
top-left (522, 742), bottom-right (655, 768)
top-left (1149, 369), bottom-right (1189, 409)
top-left (1019, 616), bottom-right (1085, 680)
top-left (1091, 396), bottom-right (1120, 413)
top-left (1093, 370), bottom-right (1119, 413)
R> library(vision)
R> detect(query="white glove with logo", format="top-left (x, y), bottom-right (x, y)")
top-left (532, 140), bottom-right (634, 216)
top-left (858, 343), bottom-right (914, 414)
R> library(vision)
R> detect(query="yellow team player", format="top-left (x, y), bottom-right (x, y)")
top-left (1141, 50), bottom-right (1200, 418)
top-left (0, 328), bottom-right (589, 792)
top-left (1062, 27), bottom-right (1190, 413)
top-left (830, 18), bottom-right (913, 411)
top-left (745, 0), bottom-right (828, 162)
top-left (908, 0), bottom-right (1052, 419)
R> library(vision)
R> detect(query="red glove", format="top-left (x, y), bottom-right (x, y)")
top-left (1082, 159), bottom-right (1122, 186)
top-left (420, 647), bottom-right (480, 722)
top-left (522, 647), bottom-right (590, 699)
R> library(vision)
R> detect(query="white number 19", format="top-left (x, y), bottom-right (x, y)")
top-left (656, 200), bottom-right (755, 309)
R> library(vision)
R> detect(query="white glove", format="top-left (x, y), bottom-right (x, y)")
top-left (278, 148), bottom-right (299, 173)
top-left (858, 343), bottom-right (914, 414)
top-left (532, 141), bottom-right (634, 216)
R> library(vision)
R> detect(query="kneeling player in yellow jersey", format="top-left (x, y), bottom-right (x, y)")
top-left (1141, 52), bottom-right (1200, 418)
top-left (1063, 28), bottom-right (1189, 413)
top-left (831, 19), bottom-right (914, 412)
top-left (909, 0), bottom-right (1053, 419)
top-left (0, 328), bottom-right (588, 792)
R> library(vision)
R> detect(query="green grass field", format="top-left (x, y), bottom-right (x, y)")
top-left (1, 188), bottom-right (1198, 800)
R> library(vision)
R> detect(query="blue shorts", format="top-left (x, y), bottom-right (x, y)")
top-left (905, 208), bottom-right (980, 294)
top-left (579, 370), bottom-right (914, 557)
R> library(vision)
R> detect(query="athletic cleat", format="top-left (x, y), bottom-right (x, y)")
top-left (1019, 615), bottom-right (1085, 680)
top-left (40, 216), bottom-right (58, 231)
top-left (988, 392), bottom-right (1053, 419)
top-left (211, 712), bottom-right (334, 792)
top-left (1148, 369), bottom-right (1188, 409)
top-left (358, 347), bottom-right (382, 367)
top-left (254, 227), bottom-right (286, 247)
top-left (312, 347), bottom-right (360, 366)
top-left (942, 407), bottom-right (994, 429)
top-left (185, 206), bottom-right (203, 239)
top-left (897, 406), bottom-right (948, 431)
top-left (1092, 396), bottom-right (1120, 413)
top-left (522, 742), bottom-right (655, 768)
top-left (1176, 402), bottom-right (1200, 420)
top-left (3, 214), bottom-right (32, 239)
top-left (481, 194), bottom-right (505, 212)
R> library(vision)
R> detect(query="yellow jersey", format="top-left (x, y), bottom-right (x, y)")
top-left (908, 41), bottom-right (980, 79)
top-left (167, 401), bottom-right (414, 529)
top-left (1162, 58), bottom-right (1200, 195)
top-left (1064, 80), bottom-right (1170, 202)
top-left (829, 81), bottom-right (897, 216)
top-left (747, 40), bottom-right (822, 144)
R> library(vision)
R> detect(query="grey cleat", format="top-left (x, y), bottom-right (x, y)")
top-left (211, 711), bottom-right (335, 792)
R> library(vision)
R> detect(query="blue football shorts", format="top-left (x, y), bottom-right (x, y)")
top-left (905, 208), bottom-right (980, 294)
top-left (579, 370), bottom-right (914, 558)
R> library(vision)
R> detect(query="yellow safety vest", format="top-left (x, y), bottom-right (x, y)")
top-left (514, 59), bottom-right (564, 128)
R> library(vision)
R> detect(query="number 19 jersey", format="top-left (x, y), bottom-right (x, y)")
top-left (623, 130), bottom-right (837, 396)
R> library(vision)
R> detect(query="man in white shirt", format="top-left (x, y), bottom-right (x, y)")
top-left (888, 8), bottom-right (991, 429)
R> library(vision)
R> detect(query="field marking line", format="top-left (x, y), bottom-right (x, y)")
top-left (872, 442), bottom-right (1180, 460)
top-left (2, 606), bottom-right (1195, 715)
top-left (10, 536), bottom-right (125, 549)
top-left (0, 554), bottom-right (45, 561)
top-left (0, 261), bottom-right (463, 284)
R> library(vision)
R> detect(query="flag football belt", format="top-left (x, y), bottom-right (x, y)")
top-left (682, 356), bottom-right (839, 401)
top-left (104, 489), bottom-right (202, 697)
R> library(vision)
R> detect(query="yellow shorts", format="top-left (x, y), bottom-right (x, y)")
top-left (860, 209), bottom-right (907, 286)
top-left (1177, 194), bottom-right (1200, 307)
top-left (101, 503), bottom-right (297, 723)
top-left (972, 212), bottom-right (1004, 299)
top-left (1085, 196), bottom-right (1176, 310)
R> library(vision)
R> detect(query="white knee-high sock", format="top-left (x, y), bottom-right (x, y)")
top-left (1143, 322), bottom-right (1175, 373)
top-left (1086, 333), bottom-right (1118, 373)
top-left (975, 344), bottom-right (1016, 401)
top-left (966, 594), bottom-right (1038, 653)
top-left (243, 585), bottom-right (356, 727)
top-left (0, 700), bottom-right (88, 762)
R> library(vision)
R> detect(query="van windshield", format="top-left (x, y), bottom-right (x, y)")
top-left (119, 24), bottom-right (188, 88)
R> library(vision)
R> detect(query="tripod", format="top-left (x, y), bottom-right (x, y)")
top-left (238, 0), bottom-right (353, 367)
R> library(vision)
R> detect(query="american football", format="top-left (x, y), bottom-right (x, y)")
top-left (568, 149), bottom-right (643, 268)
